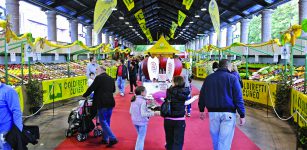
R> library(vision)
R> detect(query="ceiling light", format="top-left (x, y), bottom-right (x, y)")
top-left (186, 25), bottom-right (189, 28)
top-left (201, 8), bottom-right (207, 11)
top-left (132, 29), bottom-right (136, 31)
top-left (112, 8), bottom-right (117, 11)
top-left (125, 22), bottom-right (129, 25)
top-left (195, 15), bottom-right (200, 18)
top-left (129, 25), bottom-right (133, 28)
top-left (183, 29), bottom-right (186, 31)
top-left (119, 17), bottom-right (124, 20)
top-left (189, 21), bottom-right (194, 24)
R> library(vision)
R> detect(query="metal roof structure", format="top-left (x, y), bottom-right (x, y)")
top-left (23, 0), bottom-right (290, 45)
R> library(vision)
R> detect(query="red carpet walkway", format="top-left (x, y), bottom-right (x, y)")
top-left (56, 86), bottom-right (260, 150)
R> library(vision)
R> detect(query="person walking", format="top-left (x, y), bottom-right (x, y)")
top-left (230, 64), bottom-right (243, 88)
top-left (130, 86), bottom-right (160, 150)
top-left (198, 59), bottom-right (246, 150)
top-left (212, 62), bottom-right (219, 73)
top-left (163, 76), bottom-right (190, 150)
top-left (83, 66), bottom-right (118, 147)
top-left (86, 57), bottom-right (98, 78)
top-left (116, 59), bottom-right (128, 96)
top-left (0, 82), bottom-right (23, 150)
top-left (129, 62), bottom-right (138, 94)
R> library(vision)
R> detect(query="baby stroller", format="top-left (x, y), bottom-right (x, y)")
top-left (65, 98), bottom-right (103, 142)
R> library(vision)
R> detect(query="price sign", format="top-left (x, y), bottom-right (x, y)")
top-left (233, 55), bottom-right (236, 60)
top-left (255, 55), bottom-right (259, 63)
top-left (87, 53), bottom-right (90, 58)
top-left (10, 53), bottom-right (16, 62)
top-left (33, 53), bottom-right (37, 61)
top-left (55, 53), bottom-right (59, 61)
top-left (281, 44), bottom-right (290, 60)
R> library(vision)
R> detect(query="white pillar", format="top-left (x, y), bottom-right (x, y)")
top-left (104, 33), bottom-right (109, 44)
top-left (85, 26), bottom-right (93, 46)
top-left (209, 32), bottom-right (214, 45)
top-left (110, 35), bottom-right (115, 47)
top-left (46, 10), bottom-right (57, 41)
top-left (69, 19), bottom-right (78, 43)
top-left (240, 19), bottom-right (250, 44)
top-left (261, 9), bottom-right (273, 42)
top-left (226, 25), bottom-right (233, 46)
top-left (204, 36), bottom-right (209, 45)
top-left (299, 0), bottom-right (307, 37)
top-left (96, 32), bottom-right (102, 45)
top-left (217, 30), bottom-right (223, 47)
top-left (195, 38), bottom-right (199, 50)
top-left (6, 0), bottom-right (20, 35)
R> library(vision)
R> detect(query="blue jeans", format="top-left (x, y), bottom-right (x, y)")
top-left (186, 104), bottom-right (191, 114)
top-left (209, 112), bottom-right (236, 150)
top-left (134, 125), bottom-right (147, 150)
top-left (98, 108), bottom-right (116, 141)
top-left (117, 76), bottom-right (125, 94)
top-left (0, 132), bottom-right (11, 150)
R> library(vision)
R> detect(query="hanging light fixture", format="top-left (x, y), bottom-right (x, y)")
top-left (195, 15), bottom-right (200, 18)
top-left (201, 8), bottom-right (207, 11)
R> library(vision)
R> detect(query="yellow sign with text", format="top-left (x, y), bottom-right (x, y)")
top-left (15, 86), bottom-right (24, 112)
top-left (178, 10), bottom-right (186, 27)
top-left (42, 76), bottom-right (88, 104)
top-left (182, 0), bottom-right (194, 10)
top-left (170, 21), bottom-right (178, 39)
top-left (94, 0), bottom-right (117, 34)
top-left (242, 80), bottom-right (269, 105)
top-left (209, 0), bottom-right (220, 42)
top-left (291, 89), bottom-right (307, 127)
top-left (123, 0), bottom-right (134, 11)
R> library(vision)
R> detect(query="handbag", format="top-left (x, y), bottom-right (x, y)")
top-left (160, 96), bottom-right (172, 117)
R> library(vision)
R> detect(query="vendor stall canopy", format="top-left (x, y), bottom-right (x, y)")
top-left (24, 0), bottom-right (289, 45)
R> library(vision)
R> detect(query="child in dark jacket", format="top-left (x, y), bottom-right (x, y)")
top-left (130, 86), bottom-right (160, 150)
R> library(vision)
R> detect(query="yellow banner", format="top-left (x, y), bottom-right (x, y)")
top-left (182, 0), bottom-right (194, 10)
top-left (123, 0), bottom-right (134, 11)
top-left (15, 86), bottom-right (24, 112)
top-left (170, 21), bottom-right (178, 39)
top-left (42, 76), bottom-right (88, 104)
top-left (178, 10), bottom-right (186, 27)
top-left (291, 88), bottom-right (307, 127)
top-left (94, 0), bottom-right (117, 34)
top-left (242, 80), bottom-right (269, 105)
top-left (134, 9), bottom-right (153, 43)
top-left (208, 0), bottom-right (220, 42)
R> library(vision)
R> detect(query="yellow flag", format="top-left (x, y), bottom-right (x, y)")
top-left (178, 10), bottom-right (186, 27)
top-left (170, 21), bottom-right (178, 38)
top-left (123, 0), bottom-right (134, 11)
top-left (134, 9), bottom-right (145, 24)
top-left (94, 0), bottom-right (117, 33)
top-left (209, 0), bottom-right (220, 42)
top-left (182, 0), bottom-right (194, 10)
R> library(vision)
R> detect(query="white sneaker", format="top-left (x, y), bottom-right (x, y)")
top-left (120, 93), bottom-right (124, 96)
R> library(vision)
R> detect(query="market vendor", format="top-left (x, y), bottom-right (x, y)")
top-left (86, 57), bottom-right (98, 78)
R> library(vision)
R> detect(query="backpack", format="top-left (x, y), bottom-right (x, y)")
top-left (160, 97), bottom-right (172, 117)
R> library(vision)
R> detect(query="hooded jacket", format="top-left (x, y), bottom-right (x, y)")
top-left (165, 86), bottom-right (190, 118)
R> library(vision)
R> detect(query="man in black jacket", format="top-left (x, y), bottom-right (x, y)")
top-left (83, 66), bottom-right (118, 147)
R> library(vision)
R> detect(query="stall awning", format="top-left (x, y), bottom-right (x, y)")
top-left (144, 36), bottom-right (180, 54)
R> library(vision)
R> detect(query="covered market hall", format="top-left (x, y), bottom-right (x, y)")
top-left (0, 0), bottom-right (307, 150)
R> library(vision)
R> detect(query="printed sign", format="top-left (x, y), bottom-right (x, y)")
top-left (166, 58), bottom-right (175, 81)
top-left (10, 53), bottom-right (16, 62)
top-left (291, 88), bottom-right (307, 127)
top-left (94, 0), bottom-right (117, 34)
top-left (147, 57), bottom-right (159, 81)
top-left (42, 76), bottom-right (88, 104)
top-left (242, 80), bottom-right (268, 105)
top-left (233, 55), bottom-right (236, 60)
top-left (281, 44), bottom-right (290, 60)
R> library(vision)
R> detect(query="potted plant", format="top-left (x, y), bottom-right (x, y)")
top-left (274, 72), bottom-right (291, 117)
top-left (299, 127), bottom-right (307, 149)
top-left (25, 79), bottom-right (44, 115)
